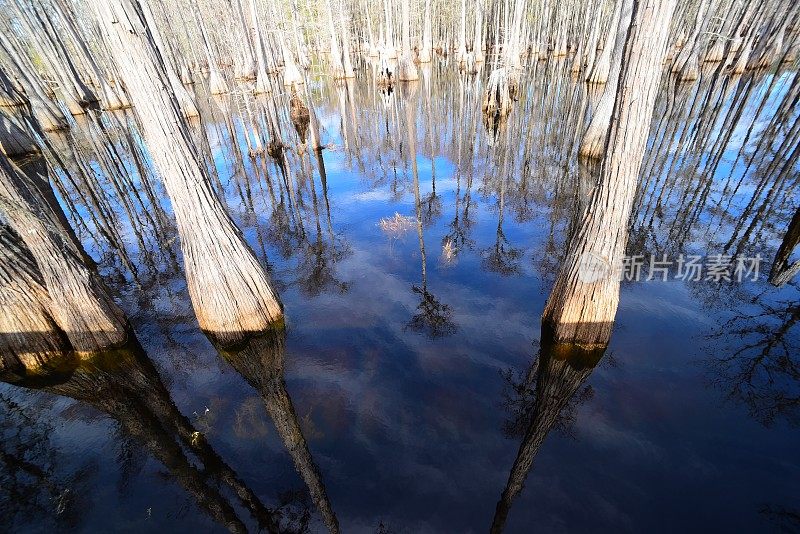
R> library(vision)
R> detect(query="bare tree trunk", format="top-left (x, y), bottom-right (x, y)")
top-left (457, 0), bottom-right (468, 63)
top-left (250, 0), bottom-right (272, 94)
top-left (140, 0), bottom-right (199, 116)
top-left (0, 226), bottom-right (71, 374)
top-left (91, 0), bottom-right (283, 346)
top-left (418, 0), bottom-right (433, 62)
top-left (586, 0), bottom-right (623, 84)
top-left (192, 0), bottom-right (228, 93)
top-left (769, 206), bottom-right (800, 287)
top-left (398, 0), bottom-right (419, 80)
top-left (0, 153), bottom-right (127, 352)
top-left (671, 0), bottom-right (709, 80)
top-left (325, 0), bottom-right (347, 79)
top-left (0, 66), bottom-right (28, 108)
top-left (473, 0), bottom-right (485, 64)
top-left (542, 0), bottom-right (677, 346)
top-left (0, 38), bottom-right (69, 131)
top-left (579, 0), bottom-right (634, 159)
top-left (0, 111), bottom-right (38, 157)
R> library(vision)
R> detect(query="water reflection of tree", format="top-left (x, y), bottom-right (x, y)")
top-left (481, 114), bottom-right (523, 277)
top-left (215, 329), bottom-right (340, 534)
top-left (491, 328), bottom-right (605, 533)
top-left (631, 66), bottom-right (800, 261)
top-left (421, 69), bottom-right (443, 228)
top-left (295, 151), bottom-right (350, 297)
top-left (403, 82), bottom-right (457, 339)
top-left (759, 504), bottom-right (800, 532)
top-left (407, 283), bottom-right (458, 338)
top-left (0, 391), bottom-right (89, 530)
top-left (440, 74), bottom-right (480, 262)
top-left (1, 341), bottom-right (294, 533)
top-left (704, 285), bottom-right (800, 427)
top-left (500, 345), bottom-right (596, 441)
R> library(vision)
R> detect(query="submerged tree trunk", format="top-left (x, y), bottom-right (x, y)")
top-left (92, 0), bottom-right (283, 346)
top-left (542, 0), bottom-right (677, 346)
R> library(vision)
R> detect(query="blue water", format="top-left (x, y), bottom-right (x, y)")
top-left (1, 59), bottom-right (798, 532)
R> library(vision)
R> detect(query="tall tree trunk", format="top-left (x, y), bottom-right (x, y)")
top-left (472, 0), bottom-right (485, 64)
top-left (0, 226), bottom-right (71, 374)
top-left (579, 0), bottom-right (634, 159)
top-left (769, 206), bottom-right (800, 287)
top-left (0, 37), bottom-right (69, 131)
top-left (418, 0), bottom-right (433, 62)
top-left (0, 153), bottom-right (127, 352)
top-left (671, 0), bottom-right (710, 80)
top-left (325, 0), bottom-right (347, 79)
top-left (542, 0), bottom-right (677, 346)
top-left (398, 0), bottom-right (419, 80)
top-left (338, 0), bottom-right (356, 79)
top-left (91, 0), bottom-right (283, 346)
top-left (0, 111), bottom-right (38, 157)
top-left (586, 0), bottom-right (623, 84)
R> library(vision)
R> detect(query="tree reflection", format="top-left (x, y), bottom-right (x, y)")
top-left (295, 150), bottom-right (350, 297)
top-left (214, 329), bottom-right (340, 534)
top-left (0, 340), bottom-right (291, 533)
top-left (0, 391), bottom-right (89, 530)
top-left (491, 327), bottom-right (605, 533)
top-left (759, 504), bottom-right (800, 532)
top-left (481, 106), bottom-right (522, 277)
top-left (704, 285), bottom-right (800, 427)
top-left (403, 82), bottom-right (457, 339)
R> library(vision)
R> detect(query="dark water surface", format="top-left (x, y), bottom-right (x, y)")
top-left (2, 58), bottom-right (799, 533)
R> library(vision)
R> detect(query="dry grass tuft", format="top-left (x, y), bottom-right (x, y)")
top-left (379, 212), bottom-right (415, 239)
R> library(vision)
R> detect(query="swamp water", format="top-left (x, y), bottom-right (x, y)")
top-left (1, 58), bottom-right (799, 532)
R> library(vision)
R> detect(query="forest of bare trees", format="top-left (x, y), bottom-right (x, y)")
top-left (0, 0), bottom-right (795, 360)
top-left (0, 0), bottom-right (798, 530)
